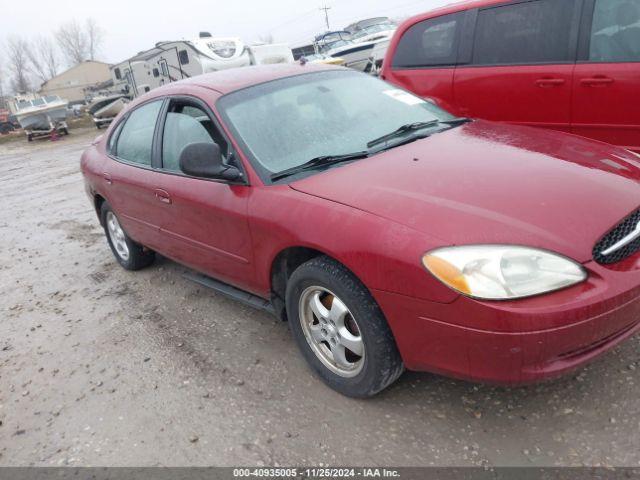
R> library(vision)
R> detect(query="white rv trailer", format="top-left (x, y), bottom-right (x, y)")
top-left (111, 33), bottom-right (294, 98)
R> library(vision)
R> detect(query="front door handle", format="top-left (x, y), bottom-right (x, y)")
top-left (580, 76), bottom-right (614, 87)
top-left (154, 188), bottom-right (172, 204)
top-left (103, 173), bottom-right (113, 185)
top-left (535, 78), bottom-right (566, 87)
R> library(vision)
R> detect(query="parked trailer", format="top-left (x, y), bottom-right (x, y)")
top-left (110, 34), bottom-right (295, 98)
top-left (25, 121), bottom-right (69, 142)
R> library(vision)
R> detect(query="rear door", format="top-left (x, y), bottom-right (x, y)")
top-left (105, 99), bottom-right (166, 249)
top-left (453, 0), bottom-right (582, 132)
top-left (383, 11), bottom-right (465, 113)
top-left (572, 0), bottom-right (640, 151)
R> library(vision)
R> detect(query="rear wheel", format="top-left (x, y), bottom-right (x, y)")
top-left (100, 201), bottom-right (155, 270)
top-left (286, 256), bottom-right (404, 397)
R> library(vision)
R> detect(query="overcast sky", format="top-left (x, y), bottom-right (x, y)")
top-left (1, 0), bottom-right (453, 66)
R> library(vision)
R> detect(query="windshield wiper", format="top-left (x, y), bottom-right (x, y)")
top-left (367, 121), bottom-right (439, 149)
top-left (270, 151), bottom-right (369, 181)
top-left (366, 118), bottom-right (472, 149)
top-left (441, 117), bottom-right (472, 126)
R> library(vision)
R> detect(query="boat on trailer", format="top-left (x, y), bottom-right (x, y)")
top-left (88, 94), bottom-right (129, 129)
top-left (347, 18), bottom-right (397, 73)
top-left (314, 32), bottom-right (373, 71)
top-left (11, 94), bottom-right (69, 141)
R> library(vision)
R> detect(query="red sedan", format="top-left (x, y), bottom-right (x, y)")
top-left (81, 64), bottom-right (640, 397)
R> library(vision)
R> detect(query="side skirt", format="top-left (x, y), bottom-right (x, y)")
top-left (182, 272), bottom-right (276, 316)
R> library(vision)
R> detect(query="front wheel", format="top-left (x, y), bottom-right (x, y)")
top-left (100, 201), bottom-right (155, 270)
top-left (286, 256), bottom-right (404, 397)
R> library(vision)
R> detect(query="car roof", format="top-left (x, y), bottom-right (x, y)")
top-left (181, 63), bottom-right (345, 95)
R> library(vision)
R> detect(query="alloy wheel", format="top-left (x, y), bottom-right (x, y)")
top-left (298, 286), bottom-right (365, 377)
top-left (106, 211), bottom-right (130, 261)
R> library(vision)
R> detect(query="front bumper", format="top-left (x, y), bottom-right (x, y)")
top-left (372, 261), bottom-right (640, 385)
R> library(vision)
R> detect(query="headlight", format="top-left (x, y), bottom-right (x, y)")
top-left (207, 41), bottom-right (237, 58)
top-left (422, 245), bottom-right (587, 300)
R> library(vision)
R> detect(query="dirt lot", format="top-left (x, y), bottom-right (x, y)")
top-left (0, 129), bottom-right (639, 467)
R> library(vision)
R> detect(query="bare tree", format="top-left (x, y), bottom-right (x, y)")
top-left (5, 36), bottom-right (31, 93)
top-left (0, 54), bottom-right (6, 108)
top-left (258, 33), bottom-right (275, 44)
top-left (26, 36), bottom-right (60, 83)
top-left (55, 19), bottom-right (88, 65)
top-left (86, 18), bottom-right (104, 61)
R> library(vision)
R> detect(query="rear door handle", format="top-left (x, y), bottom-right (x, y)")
top-left (154, 188), bottom-right (172, 204)
top-left (535, 78), bottom-right (566, 87)
top-left (581, 77), bottom-right (614, 86)
top-left (103, 173), bottom-right (113, 185)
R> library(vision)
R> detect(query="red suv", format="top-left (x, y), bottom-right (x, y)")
top-left (82, 64), bottom-right (640, 397)
top-left (382, 0), bottom-right (640, 152)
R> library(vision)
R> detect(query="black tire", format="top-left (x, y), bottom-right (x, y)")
top-left (27, 134), bottom-right (33, 142)
top-left (100, 201), bottom-right (155, 271)
top-left (286, 256), bottom-right (404, 397)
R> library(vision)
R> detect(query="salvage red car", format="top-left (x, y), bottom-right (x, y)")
top-left (381, 0), bottom-right (640, 152)
top-left (81, 64), bottom-right (640, 397)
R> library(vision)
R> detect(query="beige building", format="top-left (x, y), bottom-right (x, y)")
top-left (39, 61), bottom-right (112, 103)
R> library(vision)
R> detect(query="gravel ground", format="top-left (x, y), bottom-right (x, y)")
top-left (0, 130), bottom-right (639, 467)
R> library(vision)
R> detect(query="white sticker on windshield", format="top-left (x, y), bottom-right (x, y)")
top-left (383, 89), bottom-right (426, 106)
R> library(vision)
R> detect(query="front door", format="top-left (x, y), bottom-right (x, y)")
top-left (153, 96), bottom-right (255, 289)
top-left (383, 11), bottom-right (463, 112)
top-left (572, 0), bottom-right (640, 152)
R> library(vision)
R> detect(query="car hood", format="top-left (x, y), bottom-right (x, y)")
top-left (290, 121), bottom-right (640, 263)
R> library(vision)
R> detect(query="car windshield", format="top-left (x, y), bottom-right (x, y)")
top-left (218, 70), bottom-right (455, 180)
top-left (352, 23), bottom-right (395, 39)
top-left (324, 39), bottom-right (352, 50)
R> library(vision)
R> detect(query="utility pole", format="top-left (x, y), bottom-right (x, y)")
top-left (319, 5), bottom-right (332, 30)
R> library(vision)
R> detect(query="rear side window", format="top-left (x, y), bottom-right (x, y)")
top-left (589, 0), bottom-right (640, 62)
top-left (107, 120), bottom-right (125, 153)
top-left (473, 0), bottom-right (578, 65)
top-left (392, 13), bottom-right (462, 68)
top-left (178, 49), bottom-right (189, 65)
top-left (115, 101), bottom-right (162, 166)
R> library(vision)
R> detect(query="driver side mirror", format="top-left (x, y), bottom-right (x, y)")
top-left (179, 142), bottom-right (242, 181)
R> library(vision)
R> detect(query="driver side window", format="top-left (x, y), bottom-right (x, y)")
top-left (161, 101), bottom-right (229, 172)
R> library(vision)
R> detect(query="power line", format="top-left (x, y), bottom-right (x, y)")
top-left (267, 7), bottom-right (319, 33)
